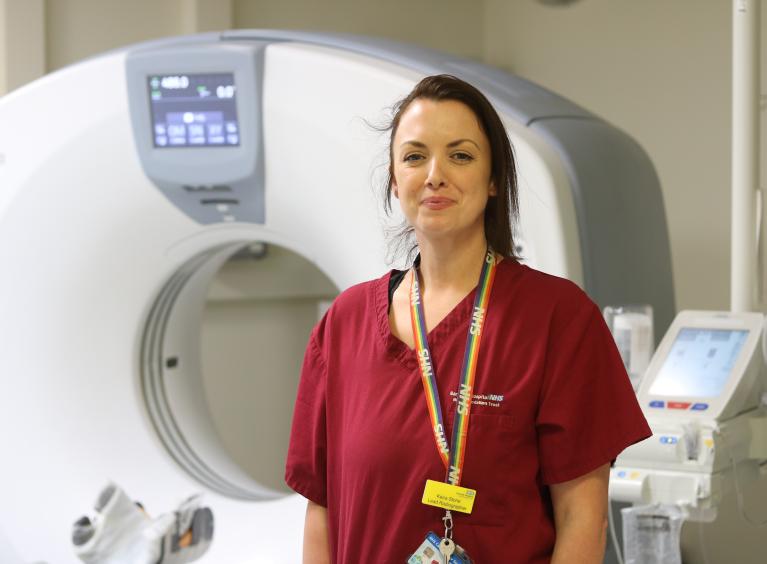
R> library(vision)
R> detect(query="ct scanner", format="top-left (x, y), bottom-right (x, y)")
top-left (0, 31), bottom-right (674, 562)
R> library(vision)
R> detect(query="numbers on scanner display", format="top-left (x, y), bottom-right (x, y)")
top-left (216, 85), bottom-right (235, 98)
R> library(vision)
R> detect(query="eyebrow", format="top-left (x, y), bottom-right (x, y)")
top-left (400, 138), bottom-right (481, 150)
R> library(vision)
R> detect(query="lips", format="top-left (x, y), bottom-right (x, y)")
top-left (421, 197), bottom-right (454, 210)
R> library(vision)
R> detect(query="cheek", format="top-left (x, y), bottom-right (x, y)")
top-left (393, 171), bottom-right (418, 197)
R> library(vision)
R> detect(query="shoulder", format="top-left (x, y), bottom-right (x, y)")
top-left (498, 260), bottom-right (595, 310)
top-left (311, 270), bottom-right (389, 343)
top-left (491, 259), bottom-right (602, 339)
top-left (327, 273), bottom-right (386, 317)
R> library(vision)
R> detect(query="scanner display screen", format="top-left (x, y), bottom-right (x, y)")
top-left (648, 328), bottom-right (749, 397)
top-left (148, 73), bottom-right (239, 148)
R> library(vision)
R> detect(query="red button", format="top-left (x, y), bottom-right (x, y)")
top-left (668, 401), bottom-right (691, 409)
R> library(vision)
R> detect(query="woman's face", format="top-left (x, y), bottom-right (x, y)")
top-left (391, 98), bottom-right (495, 242)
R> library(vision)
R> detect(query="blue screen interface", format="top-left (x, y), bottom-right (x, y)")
top-left (148, 73), bottom-right (239, 148)
top-left (648, 328), bottom-right (749, 398)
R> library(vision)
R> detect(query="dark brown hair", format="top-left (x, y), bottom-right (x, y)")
top-left (382, 74), bottom-right (519, 263)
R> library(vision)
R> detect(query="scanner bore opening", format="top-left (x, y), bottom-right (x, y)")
top-left (141, 241), bottom-right (337, 500)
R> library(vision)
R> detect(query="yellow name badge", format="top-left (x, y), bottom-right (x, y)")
top-left (421, 479), bottom-right (477, 514)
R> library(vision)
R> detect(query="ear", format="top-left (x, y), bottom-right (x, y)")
top-left (392, 180), bottom-right (399, 199)
top-left (488, 180), bottom-right (497, 197)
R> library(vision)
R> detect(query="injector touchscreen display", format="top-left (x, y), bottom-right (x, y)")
top-left (648, 328), bottom-right (749, 398)
top-left (148, 73), bottom-right (239, 148)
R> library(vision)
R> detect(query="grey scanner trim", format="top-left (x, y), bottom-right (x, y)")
top-left (124, 30), bottom-right (675, 338)
top-left (221, 29), bottom-right (595, 125)
top-left (531, 118), bottom-right (676, 338)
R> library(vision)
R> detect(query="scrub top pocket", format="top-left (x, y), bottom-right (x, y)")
top-left (450, 411), bottom-right (515, 527)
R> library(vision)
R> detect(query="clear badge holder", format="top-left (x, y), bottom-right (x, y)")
top-left (621, 504), bottom-right (684, 564)
top-left (603, 305), bottom-right (654, 391)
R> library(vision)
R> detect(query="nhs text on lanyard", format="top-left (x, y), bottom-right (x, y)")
top-left (407, 249), bottom-right (499, 564)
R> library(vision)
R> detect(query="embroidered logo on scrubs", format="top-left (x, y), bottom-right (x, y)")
top-left (450, 390), bottom-right (505, 408)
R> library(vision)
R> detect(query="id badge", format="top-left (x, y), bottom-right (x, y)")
top-left (421, 480), bottom-right (476, 514)
top-left (407, 531), bottom-right (473, 564)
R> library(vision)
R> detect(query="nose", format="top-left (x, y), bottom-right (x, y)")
top-left (425, 157), bottom-right (447, 189)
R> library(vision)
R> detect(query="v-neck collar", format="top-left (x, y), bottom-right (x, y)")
top-left (374, 268), bottom-right (479, 367)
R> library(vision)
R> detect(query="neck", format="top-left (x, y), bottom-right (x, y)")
top-left (415, 229), bottom-right (489, 296)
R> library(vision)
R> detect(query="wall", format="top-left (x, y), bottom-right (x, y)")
top-left (45, 0), bottom-right (233, 72)
top-left (233, 0), bottom-right (484, 61)
top-left (201, 247), bottom-right (337, 491)
top-left (485, 0), bottom-right (767, 311)
top-left (0, 0), bottom-right (45, 93)
top-left (39, 0), bottom-right (483, 75)
top-left (0, 0), bottom-right (235, 91)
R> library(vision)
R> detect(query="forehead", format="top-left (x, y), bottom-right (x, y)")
top-left (394, 99), bottom-right (487, 145)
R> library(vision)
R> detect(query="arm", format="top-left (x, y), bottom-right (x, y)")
top-left (549, 463), bottom-right (610, 564)
top-left (303, 500), bottom-right (331, 564)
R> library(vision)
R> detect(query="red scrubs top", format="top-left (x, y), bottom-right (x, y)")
top-left (285, 258), bottom-right (651, 563)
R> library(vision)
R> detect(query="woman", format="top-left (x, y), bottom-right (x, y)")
top-left (285, 75), bottom-right (650, 563)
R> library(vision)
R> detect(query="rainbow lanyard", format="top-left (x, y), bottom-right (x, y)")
top-left (409, 248), bottom-right (498, 486)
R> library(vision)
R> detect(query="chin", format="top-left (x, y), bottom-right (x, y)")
top-left (415, 224), bottom-right (463, 239)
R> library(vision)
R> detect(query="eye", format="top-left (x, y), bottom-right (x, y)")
top-left (452, 151), bottom-right (474, 162)
top-left (403, 153), bottom-right (424, 163)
